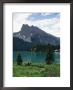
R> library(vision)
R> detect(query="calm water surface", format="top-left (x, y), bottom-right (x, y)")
top-left (13, 51), bottom-right (60, 64)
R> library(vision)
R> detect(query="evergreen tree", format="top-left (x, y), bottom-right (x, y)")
top-left (16, 53), bottom-right (22, 65)
top-left (46, 44), bottom-right (54, 64)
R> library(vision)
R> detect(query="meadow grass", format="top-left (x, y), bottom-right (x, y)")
top-left (13, 63), bottom-right (60, 77)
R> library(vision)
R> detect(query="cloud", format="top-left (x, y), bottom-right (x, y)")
top-left (13, 13), bottom-right (32, 32)
top-left (13, 13), bottom-right (60, 37)
top-left (41, 13), bottom-right (51, 16)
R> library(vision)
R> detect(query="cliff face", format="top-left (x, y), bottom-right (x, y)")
top-left (13, 24), bottom-right (60, 51)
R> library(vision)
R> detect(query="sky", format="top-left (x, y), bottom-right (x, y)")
top-left (13, 13), bottom-right (60, 37)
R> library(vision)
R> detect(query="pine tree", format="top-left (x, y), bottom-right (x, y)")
top-left (16, 53), bottom-right (22, 65)
top-left (46, 44), bottom-right (54, 64)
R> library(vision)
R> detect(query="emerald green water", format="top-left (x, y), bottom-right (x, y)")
top-left (13, 51), bottom-right (60, 64)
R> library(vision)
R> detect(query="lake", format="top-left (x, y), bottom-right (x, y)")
top-left (13, 51), bottom-right (60, 64)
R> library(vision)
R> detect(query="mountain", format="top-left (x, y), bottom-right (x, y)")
top-left (13, 37), bottom-right (32, 51)
top-left (13, 24), bottom-right (60, 51)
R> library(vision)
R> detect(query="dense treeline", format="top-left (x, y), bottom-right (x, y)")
top-left (29, 44), bottom-right (60, 52)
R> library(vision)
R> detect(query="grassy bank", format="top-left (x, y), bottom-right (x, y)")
top-left (13, 63), bottom-right (60, 77)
